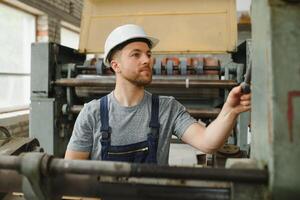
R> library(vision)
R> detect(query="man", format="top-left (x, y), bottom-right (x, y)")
top-left (65, 24), bottom-right (251, 164)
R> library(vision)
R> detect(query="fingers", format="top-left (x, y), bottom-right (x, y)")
top-left (240, 100), bottom-right (251, 106)
top-left (235, 105), bottom-right (251, 114)
top-left (237, 91), bottom-right (251, 112)
top-left (242, 105), bottom-right (251, 112)
top-left (240, 92), bottom-right (251, 106)
top-left (240, 93), bottom-right (251, 100)
top-left (240, 105), bottom-right (251, 112)
top-left (226, 86), bottom-right (251, 110)
top-left (229, 85), bottom-right (242, 97)
top-left (229, 85), bottom-right (252, 99)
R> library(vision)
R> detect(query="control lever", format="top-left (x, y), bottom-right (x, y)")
top-left (241, 63), bottom-right (252, 94)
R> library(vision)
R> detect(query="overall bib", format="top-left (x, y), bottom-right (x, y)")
top-left (100, 95), bottom-right (160, 163)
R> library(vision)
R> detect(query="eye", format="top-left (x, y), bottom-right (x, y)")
top-left (131, 52), bottom-right (140, 58)
top-left (147, 53), bottom-right (152, 58)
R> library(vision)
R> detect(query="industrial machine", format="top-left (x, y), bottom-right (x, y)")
top-left (29, 41), bottom-right (248, 159)
top-left (0, 126), bottom-right (41, 156)
top-left (1, 0), bottom-right (299, 199)
top-left (29, 0), bottom-right (250, 159)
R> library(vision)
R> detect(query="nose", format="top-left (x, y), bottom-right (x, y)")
top-left (141, 53), bottom-right (150, 65)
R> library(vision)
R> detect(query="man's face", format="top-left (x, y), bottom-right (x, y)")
top-left (112, 41), bottom-right (154, 87)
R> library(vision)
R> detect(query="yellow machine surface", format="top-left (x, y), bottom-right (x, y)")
top-left (79, 0), bottom-right (237, 54)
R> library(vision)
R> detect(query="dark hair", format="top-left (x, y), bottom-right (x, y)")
top-left (107, 38), bottom-right (152, 63)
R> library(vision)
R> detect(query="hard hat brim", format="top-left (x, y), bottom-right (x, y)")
top-left (103, 35), bottom-right (159, 67)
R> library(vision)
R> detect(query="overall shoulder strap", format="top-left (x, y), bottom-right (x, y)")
top-left (100, 95), bottom-right (109, 132)
top-left (149, 94), bottom-right (160, 129)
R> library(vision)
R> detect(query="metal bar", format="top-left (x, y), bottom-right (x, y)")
top-left (75, 87), bottom-right (221, 99)
top-left (76, 66), bottom-right (97, 70)
top-left (0, 105), bottom-right (29, 114)
top-left (50, 175), bottom-right (231, 200)
top-left (187, 108), bottom-right (221, 118)
top-left (146, 78), bottom-right (233, 88)
top-left (0, 156), bottom-right (21, 171)
top-left (69, 105), bottom-right (83, 113)
top-left (48, 159), bottom-right (267, 183)
top-left (0, 155), bottom-right (268, 183)
top-left (0, 170), bottom-right (22, 193)
top-left (132, 165), bottom-right (267, 183)
top-left (75, 65), bottom-right (221, 71)
top-left (172, 65), bottom-right (220, 71)
top-left (0, 154), bottom-right (267, 199)
top-left (0, 72), bottom-right (30, 76)
top-left (55, 78), bottom-right (237, 88)
top-left (0, 171), bottom-right (231, 200)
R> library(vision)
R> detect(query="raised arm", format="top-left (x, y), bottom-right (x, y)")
top-left (181, 85), bottom-right (251, 153)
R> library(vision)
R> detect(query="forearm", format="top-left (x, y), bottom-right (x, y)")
top-left (181, 86), bottom-right (250, 153)
top-left (202, 102), bottom-right (238, 152)
top-left (64, 150), bottom-right (90, 160)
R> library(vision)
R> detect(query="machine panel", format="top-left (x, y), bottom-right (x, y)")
top-left (79, 0), bottom-right (237, 54)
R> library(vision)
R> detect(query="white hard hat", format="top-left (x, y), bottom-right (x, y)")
top-left (103, 24), bottom-right (159, 67)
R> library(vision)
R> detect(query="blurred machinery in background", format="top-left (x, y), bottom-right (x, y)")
top-left (29, 0), bottom-right (250, 160)
top-left (1, 0), bottom-right (299, 199)
top-left (29, 42), bottom-right (249, 159)
top-left (0, 126), bottom-right (41, 156)
top-left (1, 0), bottom-right (255, 199)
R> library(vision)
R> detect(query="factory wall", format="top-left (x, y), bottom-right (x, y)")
top-left (18, 0), bottom-right (83, 43)
top-left (0, 0), bottom-right (83, 137)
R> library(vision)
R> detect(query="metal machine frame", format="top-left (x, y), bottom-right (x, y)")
top-left (29, 42), bottom-right (250, 160)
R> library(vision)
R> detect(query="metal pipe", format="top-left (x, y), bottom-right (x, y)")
top-left (50, 174), bottom-right (231, 200)
top-left (75, 87), bottom-right (221, 99)
top-left (49, 159), bottom-right (268, 183)
top-left (0, 154), bottom-right (268, 199)
top-left (69, 105), bottom-right (83, 113)
top-left (76, 65), bottom-right (220, 72)
top-left (0, 171), bottom-right (231, 200)
top-left (0, 155), bottom-right (268, 183)
top-left (55, 78), bottom-right (237, 89)
top-left (50, 159), bottom-right (132, 177)
top-left (187, 108), bottom-right (221, 118)
top-left (0, 155), bottom-right (20, 171)
top-left (0, 170), bottom-right (22, 193)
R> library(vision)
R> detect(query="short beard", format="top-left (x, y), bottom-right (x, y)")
top-left (127, 75), bottom-right (152, 87)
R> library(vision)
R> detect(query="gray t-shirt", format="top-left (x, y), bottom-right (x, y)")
top-left (67, 90), bottom-right (197, 164)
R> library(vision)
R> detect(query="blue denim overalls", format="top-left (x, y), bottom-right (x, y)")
top-left (99, 94), bottom-right (160, 163)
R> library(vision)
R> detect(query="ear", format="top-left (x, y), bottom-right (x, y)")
top-left (110, 60), bottom-right (121, 73)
